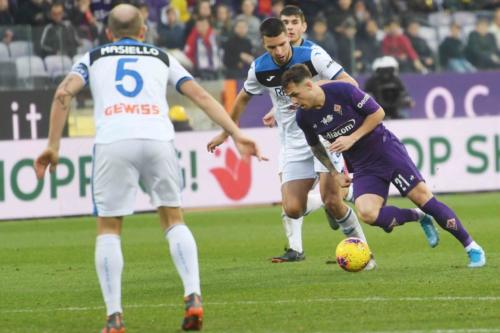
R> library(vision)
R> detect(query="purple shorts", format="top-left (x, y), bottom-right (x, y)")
top-left (352, 136), bottom-right (424, 202)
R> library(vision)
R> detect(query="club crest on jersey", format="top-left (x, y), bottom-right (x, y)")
top-left (321, 114), bottom-right (334, 125)
top-left (333, 104), bottom-right (342, 115)
top-left (446, 218), bottom-right (458, 230)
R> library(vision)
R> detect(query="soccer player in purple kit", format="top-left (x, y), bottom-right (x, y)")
top-left (281, 64), bottom-right (486, 268)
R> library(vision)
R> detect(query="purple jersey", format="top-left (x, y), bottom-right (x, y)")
top-left (296, 82), bottom-right (387, 172)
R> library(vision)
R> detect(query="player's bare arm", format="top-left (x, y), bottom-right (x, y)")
top-left (180, 80), bottom-right (266, 161)
top-left (310, 142), bottom-right (351, 187)
top-left (34, 74), bottom-right (85, 179)
top-left (329, 107), bottom-right (385, 153)
top-left (262, 107), bottom-right (276, 127)
top-left (206, 88), bottom-right (253, 152)
top-left (334, 71), bottom-right (359, 87)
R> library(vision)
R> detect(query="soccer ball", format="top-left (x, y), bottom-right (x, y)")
top-left (335, 237), bottom-right (372, 272)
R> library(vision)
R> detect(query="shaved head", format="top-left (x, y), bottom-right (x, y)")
top-left (108, 4), bottom-right (144, 40)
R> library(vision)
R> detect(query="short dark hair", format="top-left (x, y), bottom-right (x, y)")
top-left (259, 17), bottom-right (286, 38)
top-left (281, 64), bottom-right (312, 89)
top-left (280, 5), bottom-right (305, 22)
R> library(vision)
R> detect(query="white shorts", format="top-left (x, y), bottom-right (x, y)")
top-left (280, 150), bottom-right (345, 184)
top-left (92, 139), bottom-right (182, 217)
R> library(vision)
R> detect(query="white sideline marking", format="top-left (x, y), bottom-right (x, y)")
top-left (2, 296), bottom-right (499, 314)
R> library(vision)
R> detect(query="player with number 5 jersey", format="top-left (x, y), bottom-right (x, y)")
top-left (34, 4), bottom-right (266, 332)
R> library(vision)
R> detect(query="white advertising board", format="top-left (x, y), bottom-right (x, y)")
top-left (1, 117), bottom-right (499, 220)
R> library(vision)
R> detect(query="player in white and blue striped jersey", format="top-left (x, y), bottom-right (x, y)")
top-left (207, 17), bottom-right (374, 267)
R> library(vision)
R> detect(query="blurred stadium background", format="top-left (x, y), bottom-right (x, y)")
top-left (0, 0), bottom-right (499, 332)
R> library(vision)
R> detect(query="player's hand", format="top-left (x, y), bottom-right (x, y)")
top-left (334, 173), bottom-right (351, 188)
top-left (329, 136), bottom-right (356, 153)
top-left (232, 132), bottom-right (268, 162)
top-left (34, 147), bottom-right (59, 179)
top-left (207, 131), bottom-right (230, 153)
top-left (262, 110), bottom-right (276, 127)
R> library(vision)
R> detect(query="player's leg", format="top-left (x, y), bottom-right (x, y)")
top-left (96, 217), bottom-right (125, 333)
top-left (359, 139), bottom-right (440, 246)
top-left (93, 141), bottom-right (140, 333)
top-left (320, 172), bottom-right (377, 270)
top-left (353, 173), bottom-right (438, 247)
top-left (313, 151), bottom-right (353, 230)
top-left (272, 176), bottom-right (315, 262)
top-left (141, 140), bottom-right (203, 329)
top-left (158, 207), bottom-right (203, 330)
top-left (407, 182), bottom-right (486, 268)
top-left (319, 172), bottom-right (361, 239)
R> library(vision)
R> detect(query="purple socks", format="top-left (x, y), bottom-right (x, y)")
top-left (421, 197), bottom-right (472, 247)
top-left (374, 206), bottom-right (419, 232)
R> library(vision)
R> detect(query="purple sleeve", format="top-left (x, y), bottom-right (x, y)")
top-left (350, 85), bottom-right (381, 115)
top-left (296, 109), bottom-right (320, 146)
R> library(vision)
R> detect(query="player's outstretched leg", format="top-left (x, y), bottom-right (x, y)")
top-left (420, 197), bottom-right (486, 268)
top-left (165, 224), bottom-right (203, 330)
top-left (272, 214), bottom-right (305, 263)
top-left (95, 233), bottom-right (125, 333)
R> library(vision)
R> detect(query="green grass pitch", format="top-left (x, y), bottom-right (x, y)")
top-left (1, 192), bottom-right (499, 333)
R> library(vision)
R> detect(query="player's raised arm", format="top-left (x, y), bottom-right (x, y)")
top-left (179, 79), bottom-right (266, 161)
top-left (34, 73), bottom-right (85, 179)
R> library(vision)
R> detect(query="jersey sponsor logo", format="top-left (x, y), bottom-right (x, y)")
top-left (104, 103), bottom-right (161, 116)
top-left (266, 75), bottom-right (275, 81)
top-left (322, 119), bottom-right (355, 141)
top-left (100, 45), bottom-right (160, 56)
top-left (357, 93), bottom-right (370, 109)
top-left (274, 87), bottom-right (286, 97)
top-left (321, 114), bottom-right (334, 125)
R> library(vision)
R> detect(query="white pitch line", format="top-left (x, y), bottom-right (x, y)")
top-left (2, 296), bottom-right (499, 314)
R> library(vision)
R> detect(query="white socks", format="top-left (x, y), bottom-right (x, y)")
top-left (95, 234), bottom-right (123, 316)
top-left (282, 214), bottom-right (304, 253)
top-left (336, 207), bottom-right (368, 243)
top-left (304, 193), bottom-right (323, 216)
top-left (95, 224), bottom-right (201, 317)
top-left (344, 184), bottom-right (354, 203)
top-left (465, 241), bottom-right (480, 252)
top-left (166, 224), bottom-right (201, 297)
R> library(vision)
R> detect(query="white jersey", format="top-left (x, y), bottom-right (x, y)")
top-left (243, 45), bottom-right (343, 162)
top-left (71, 38), bottom-right (193, 144)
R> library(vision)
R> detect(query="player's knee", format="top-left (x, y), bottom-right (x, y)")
top-left (356, 207), bottom-right (378, 224)
top-left (283, 205), bottom-right (304, 219)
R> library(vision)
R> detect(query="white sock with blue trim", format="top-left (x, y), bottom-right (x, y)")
top-left (166, 224), bottom-right (201, 296)
top-left (95, 234), bottom-right (123, 316)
